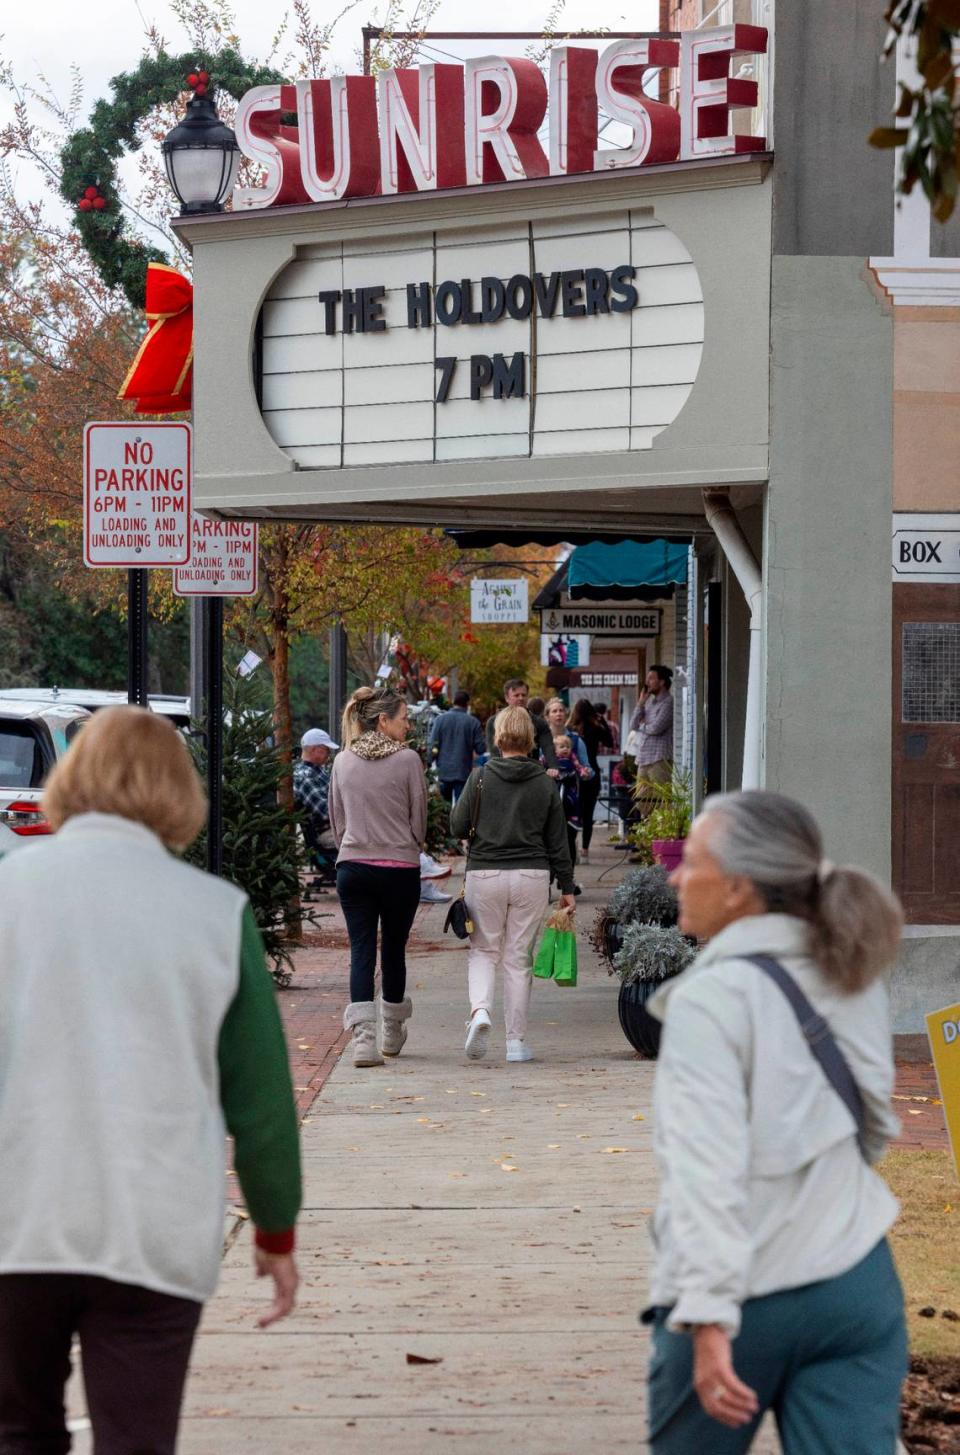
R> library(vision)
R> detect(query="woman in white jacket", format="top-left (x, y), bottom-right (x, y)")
top-left (645, 789), bottom-right (907, 1455)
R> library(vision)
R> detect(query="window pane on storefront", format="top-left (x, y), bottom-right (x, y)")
top-left (902, 622), bottom-right (960, 722)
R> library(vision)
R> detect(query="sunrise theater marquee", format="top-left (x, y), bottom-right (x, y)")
top-left (175, 24), bottom-right (771, 521)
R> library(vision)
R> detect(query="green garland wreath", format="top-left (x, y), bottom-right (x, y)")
top-left (60, 49), bottom-right (286, 310)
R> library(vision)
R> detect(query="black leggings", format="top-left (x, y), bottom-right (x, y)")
top-left (0, 1272), bottom-right (201, 1455)
top-left (580, 773), bottom-right (602, 851)
top-left (337, 862), bottom-right (421, 1003)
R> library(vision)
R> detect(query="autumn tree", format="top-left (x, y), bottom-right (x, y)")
top-left (871, 2), bottom-right (960, 221)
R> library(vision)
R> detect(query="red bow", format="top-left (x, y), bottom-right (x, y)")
top-left (118, 263), bottom-right (193, 414)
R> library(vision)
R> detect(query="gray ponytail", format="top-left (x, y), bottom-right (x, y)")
top-left (701, 790), bottom-right (903, 993)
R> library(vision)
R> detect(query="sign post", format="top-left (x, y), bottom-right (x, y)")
top-left (205, 597), bottom-right (225, 878)
top-left (127, 570), bottom-right (150, 707)
top-left (174, 515), bottom-right (259, 879)
top-left (83, 422), bottom-right (192, 707)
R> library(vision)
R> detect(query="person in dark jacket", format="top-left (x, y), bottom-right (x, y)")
top-left (568, 698), bottom-right (613, 861)
top-left (451, 707), bottom-right (575, 1064)
top-left (484, 678), bottom-right (558, 773)
top-left (428, 690), bottom-right (485, 802)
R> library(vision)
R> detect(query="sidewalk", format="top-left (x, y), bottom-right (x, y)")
top-left (171, 846), bottom-right (782, 1454)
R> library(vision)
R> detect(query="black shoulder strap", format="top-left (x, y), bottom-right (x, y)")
top-left (744, 954), bottom-right (868, 1160)
top-left (469, 768), bottom-right (484, 842)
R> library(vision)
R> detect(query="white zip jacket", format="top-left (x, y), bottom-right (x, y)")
top-left (646, 913), bottom-right (900, 1336)
top-left (0, 814), bottom-right (249, 1301)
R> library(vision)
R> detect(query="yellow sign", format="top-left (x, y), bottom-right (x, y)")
top-left (926, 1002), bottom-right (960, 1180)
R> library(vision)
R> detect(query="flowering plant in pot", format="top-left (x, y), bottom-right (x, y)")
top-left (589, 864), bottom-right (678, 964)
top-left (628, 770), bottom-right (693, 871)
top-left (590, 865), bottom-right (695, 1058)
top-left (612, 923), bottom-right (696, 1059)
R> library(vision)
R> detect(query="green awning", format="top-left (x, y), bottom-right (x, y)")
top-left (568, 540), bottom-right (688, 594)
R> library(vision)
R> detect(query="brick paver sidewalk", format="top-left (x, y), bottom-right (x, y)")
top-left (893, 1034), bottom-right (947, 1151)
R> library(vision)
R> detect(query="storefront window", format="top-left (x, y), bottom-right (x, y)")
top-left (902, 622), bottom-right (960, 723)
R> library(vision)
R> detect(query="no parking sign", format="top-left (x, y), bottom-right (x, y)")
top-left (173, 517), bottom-right (259, 597)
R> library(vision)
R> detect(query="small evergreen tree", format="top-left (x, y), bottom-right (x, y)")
top-left (186, 673), bottom-right (305, 986)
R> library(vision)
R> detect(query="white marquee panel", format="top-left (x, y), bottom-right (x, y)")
top-left (259, 210), bottom-right (703, 468)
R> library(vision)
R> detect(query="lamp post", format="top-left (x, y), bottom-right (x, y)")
top-left (162, 78), bottom-right (239, 875)
top-left (161, 88), bottom-right (240, 215)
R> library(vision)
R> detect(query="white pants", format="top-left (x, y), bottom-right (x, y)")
top-left (466, 868), bottom-right (550, 1040)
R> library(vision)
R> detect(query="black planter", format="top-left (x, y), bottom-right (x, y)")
top-left (618, 977), bottom-right (663, 1059)
top-left (604, 919), bottom-right (624, 962)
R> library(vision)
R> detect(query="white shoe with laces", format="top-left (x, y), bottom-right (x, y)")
top-left (419, 852), bottom-right (452, 879)
top-left (464, 1009), bottom-right (491, 1059)
top-left (506, 1039), bottom-right (534, 1062)
top-left (420, 880), bottom-right (452, 903)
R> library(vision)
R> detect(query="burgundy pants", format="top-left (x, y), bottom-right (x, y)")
top-left (0, 1273), bottom-right (202, 1454)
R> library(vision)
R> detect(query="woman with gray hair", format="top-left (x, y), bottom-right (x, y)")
top-left (645, 789), bottom-right (906, 1454)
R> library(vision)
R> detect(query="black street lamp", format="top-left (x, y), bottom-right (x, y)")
top-left (162, 90), bottom-right (240, 215)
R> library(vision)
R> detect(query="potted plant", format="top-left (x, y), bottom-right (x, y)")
top-left (613, 923), bottom-right (696, 1058)
top-left (590, 865), bottom-right (696, 1058)
top-left (629, 770), bottom-right (693, 872)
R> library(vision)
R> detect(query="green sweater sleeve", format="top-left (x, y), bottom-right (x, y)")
top-left (218, 904), bottom-right (302, 1251)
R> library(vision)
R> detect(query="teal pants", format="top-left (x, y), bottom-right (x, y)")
top-left (647, 1239), bottom-right (907, 1454)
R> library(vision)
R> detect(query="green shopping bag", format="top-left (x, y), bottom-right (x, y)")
top-left (553, 928), bottom-right (578, 987)
top-left (531, 906), bottom-right (578, 986)
top-left (532, 926), bottom-right (558, 979)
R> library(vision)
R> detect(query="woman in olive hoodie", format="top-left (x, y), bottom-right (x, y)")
top-left (451, 706), bottom-right (575, 1063)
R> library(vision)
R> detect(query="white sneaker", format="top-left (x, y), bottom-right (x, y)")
top-left (419, 852), bottom-right (452, 880)
top-left (420, 880), bottom-right (452, 902)
top-left (506, 1039), bottom-right (534, 1062)
top-left (465, 1009), bottom-right (491, 1059)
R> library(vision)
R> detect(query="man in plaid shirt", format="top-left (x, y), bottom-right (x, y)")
top-left (293, 728), bottom-right (338, 852)
top-left (629, 665), bottom-right (674, 812)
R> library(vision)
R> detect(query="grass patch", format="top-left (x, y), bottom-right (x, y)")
top-left (885, 1146), bottom-right (960, 1359)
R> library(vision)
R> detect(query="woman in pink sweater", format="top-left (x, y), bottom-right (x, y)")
top-left (329, 686), bottom-right (428, 1067)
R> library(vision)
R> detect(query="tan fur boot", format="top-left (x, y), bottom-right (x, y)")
top-left (379, 997), bottom-right (412, 1057)
top-left (344, 1002), bottom-right (383, 1067)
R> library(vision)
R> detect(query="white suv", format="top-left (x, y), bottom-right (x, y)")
top-left (0, 699), bottom-right (90, 852)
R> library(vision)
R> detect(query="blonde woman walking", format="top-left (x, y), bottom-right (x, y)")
top-left (329, 686), bottom-right (427, 1067)
top-left (645, 789), bottom-right (906, 1454)
top-left (451, 706), bottom-right (575, 1063)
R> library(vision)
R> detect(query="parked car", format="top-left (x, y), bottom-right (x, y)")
top-left (0, 699), bottom-right (90, 852)
top-left (0, 688), bottom-right (191, 732)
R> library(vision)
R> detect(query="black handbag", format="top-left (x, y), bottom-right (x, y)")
top-left (443, 770), bottom-right (484, 939)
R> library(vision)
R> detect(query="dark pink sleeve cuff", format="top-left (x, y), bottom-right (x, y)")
top-left (255, 1226), bottom-right (296, 1254)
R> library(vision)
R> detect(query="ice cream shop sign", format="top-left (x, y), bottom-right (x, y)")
top-left (233, 25), bottom-right (768, 210)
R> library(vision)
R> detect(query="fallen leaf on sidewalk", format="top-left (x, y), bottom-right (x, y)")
top-left (480, 1108), bottom-right (493, 1114)
top-left (499, 1163), bottom-right (519, 1172)
top-left (603, 1147), bottom-right (629, 1154)
top-left (547, 1143), bottom-right (561, 1149)
top-left (632, 1114), bottom-right (645, 1122)
top-left (406, 1353), bottom-right (443, 1365)
top-left (469, 1091), bottom-right (487, 1098)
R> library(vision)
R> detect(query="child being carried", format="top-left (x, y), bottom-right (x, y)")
top-left (552, 734), bottom-right (590, 830)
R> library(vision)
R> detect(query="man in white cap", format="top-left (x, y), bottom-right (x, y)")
top-left (293, 728), bottom-right (339, 855)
